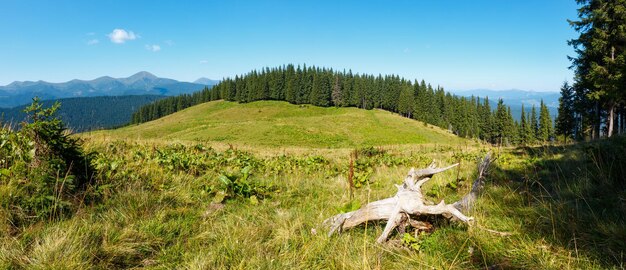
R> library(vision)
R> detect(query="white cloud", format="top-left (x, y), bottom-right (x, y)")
top-left (145, 44), bottom-right (161, 52)
top-left (199, 60), bottom-right (208, 64)
top-left (108, 29), bottom-right (137, 44)
top-left (87, 39), bottom-right (99, 45)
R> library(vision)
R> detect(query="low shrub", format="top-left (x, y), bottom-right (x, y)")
top-left (0, 98), bottom-right (95, 226)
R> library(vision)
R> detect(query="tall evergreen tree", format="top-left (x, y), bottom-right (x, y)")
top-left (555, 81), bottom-right (576, 142)
top-left (530, 105), bottom-right (539, 141)
top-left (506, 106), bottom-right (519, 145)
top-left (478, 97), bottom-right (493, 143)
top-left (569, 0), bottom-right (626, 138)
top-left (284, 65), bottom-right (296, 103)
top-left (331, 74), bottom-right (343, 106)
top-left (397, 84), bottom-right (415, 118)
top-left (298, 65), bottom-right (312, 104)
top-left (342, 71), bottom-right (353, 106)
top-left (467, 96), bottom-right (480, 138)
top-left (519, 104), bottom-right (534, 145)
top-left (538, 100), bottom-right (553, 142)
top-left (310, 71), bottom-right (330, 106)
top-left (493, 99), bottom-right (508, 145)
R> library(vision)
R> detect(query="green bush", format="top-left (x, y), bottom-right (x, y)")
top-left (0, 98), bottom-right (95, 226)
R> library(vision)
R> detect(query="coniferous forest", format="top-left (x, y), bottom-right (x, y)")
top-left (1, 95), bottom-right (165, 132)
top-left (556, 0), bottom-right (626, 140)
top-left (132, 65), bottom-right (554, 145)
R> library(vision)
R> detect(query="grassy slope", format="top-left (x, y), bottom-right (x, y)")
top-left (2, 100), bottom-right (624, 269)
top-left (94, 100), bottom-right (468, 148)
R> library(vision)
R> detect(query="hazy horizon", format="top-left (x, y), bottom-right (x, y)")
top-left (0, 70), bottom-right (563, 93)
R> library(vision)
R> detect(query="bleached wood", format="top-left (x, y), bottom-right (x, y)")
top-left (453, 153), bottom-right (491, 212)
top-left (325, 153), bottom-right (492, 243)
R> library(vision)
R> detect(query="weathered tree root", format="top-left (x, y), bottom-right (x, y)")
top-left (325, 153), bottom-right (492, 243)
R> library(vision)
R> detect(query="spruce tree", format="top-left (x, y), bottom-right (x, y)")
top-left (569, 0), bottom-right (626, 138)
top-left (468, 96), bottom-right (480, 138)
top-left (413, 80), bottom-right (425, 122)
top-left (284, 66), bottom-right (296, 103)
top-left (494, 99), bottom-right (508, 145)
top-left (478, 97), bottom-right (493, 143)
top-left (342, 71), bottom-right (353, 106)
top-left (507, 107), bottom-right (519, 145)
top-left (298, 65), bottom-right (312, 104)
top-left (519, 104), bottom-right (533, 145)
top-left (555, 81), bottom-right (576, 142)
top-left (530, 105), bottom-right (539, 141)
top-left (397, 84), bottom-right (415, 118)
top-left (538, 100), bottom-right (553, 142)
top-left (310, 72), bottom-right (323, 106)
top-left (331, 74), bottom-right (343, 106)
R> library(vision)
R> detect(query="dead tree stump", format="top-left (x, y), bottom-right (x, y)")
top-left (325, 153), bottom-right (492, 243)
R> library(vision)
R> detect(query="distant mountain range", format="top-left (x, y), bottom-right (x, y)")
top-left (194, 77), bottom-right (221, 86)
top-left (450, 89), bottom-right (560, 120)
top-left (0, 76), bottom-right (564, 131)
top-left (0, 72), bottom-right (218, 108)
top-left (451, 89), bottom-right (560, 108)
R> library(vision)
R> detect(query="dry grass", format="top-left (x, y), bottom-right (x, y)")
top-left (2, 101), bottom-right (623, 269)
top-left (1, 138), bottom-right (618, 269)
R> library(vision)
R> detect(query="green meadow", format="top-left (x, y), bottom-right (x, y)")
top-left (1, 100), bottom-right (624, 269)
top-left (95, 100), bottom-right (467, 148)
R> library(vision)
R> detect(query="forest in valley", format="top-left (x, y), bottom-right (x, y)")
top-left (0, 95), bottom-right (164, 131)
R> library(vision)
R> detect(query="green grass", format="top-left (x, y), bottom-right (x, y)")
top-left (2, 100), bottom-right (624, 269)
top-left (89, 100), bottom-right (469, 148)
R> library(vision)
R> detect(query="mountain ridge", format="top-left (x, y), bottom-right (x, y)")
top-left (450, 88), bottom-right (560, 107)
top-left (194, 77), bottom-right (221, 85)
top-left (449, 88), bottom-right (560, 119)
top-left (0, 72), bottom-right (218, 108)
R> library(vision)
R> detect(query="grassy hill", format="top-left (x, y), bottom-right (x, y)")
top-left (94, 100), bottom-right (469, 148)
top-left (2, 100), bottom-right (624, 269)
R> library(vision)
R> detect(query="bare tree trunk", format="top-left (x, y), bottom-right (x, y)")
top-left (325, 153), bottom-right (493, 243)
top-left (618, 108), bottom-right (626, 134)
top-left (593, 101), bottom-right (600, 140)
top-left (608, 103), bottom-right (615, 137)
top-left (616, 110), bottom-right (624, 134)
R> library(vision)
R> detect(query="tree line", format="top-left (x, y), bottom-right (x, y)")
top-left (132, 64), bottom-right (554, 145)
top-left (556, 0), bottom-right (626, 141)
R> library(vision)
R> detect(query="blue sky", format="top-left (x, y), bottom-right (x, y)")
top-left (0, 0), bottom-right (579, 91)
